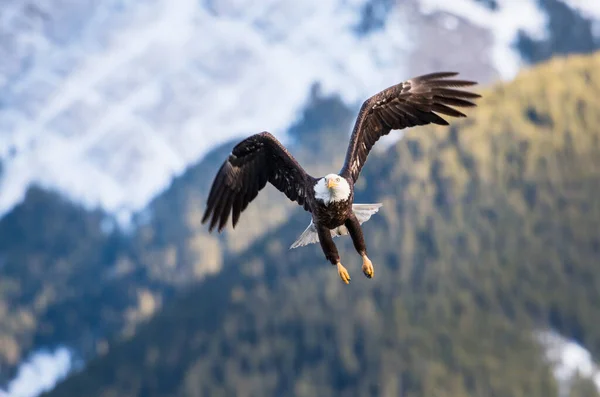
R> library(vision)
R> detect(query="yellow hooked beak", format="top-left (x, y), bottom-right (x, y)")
top-left (327, 178), bottom-right (337, 189)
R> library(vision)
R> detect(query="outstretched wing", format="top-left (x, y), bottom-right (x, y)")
top-left (339, 72), bottom-right (481, 183)
top-left (202, 131), bottom-right (316, 232)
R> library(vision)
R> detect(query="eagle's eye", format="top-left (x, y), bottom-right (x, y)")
top-left (336, 177), bottom-right (340, 182)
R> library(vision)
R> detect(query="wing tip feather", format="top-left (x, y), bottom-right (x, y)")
top-left (201, 212), bottom-right (210, 226)
top-left (417, 71), bottom-right (459, 80)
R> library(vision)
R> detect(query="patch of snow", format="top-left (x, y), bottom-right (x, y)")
top-left (559, 0), bottom-right (600, 21)
top-left (0, 347), bottom-right (74, 397)
top-left (559, 0), bottom-right (600, 38)
top-left (535, 329), bottom-right (600, 397)
top-left (417, 0), bottom-right (549, 79)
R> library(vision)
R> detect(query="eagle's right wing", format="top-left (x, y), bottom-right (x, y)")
top-left (202, 131), bottom-right (316, 232)
top-left (339, 72), bottom-right (481, 183)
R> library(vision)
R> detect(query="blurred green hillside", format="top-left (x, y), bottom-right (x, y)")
top-left (42, 52), bottom-right (600, 396)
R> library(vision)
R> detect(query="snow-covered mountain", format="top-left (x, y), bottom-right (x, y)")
top-left (0, 0), bottom-right (598, 225)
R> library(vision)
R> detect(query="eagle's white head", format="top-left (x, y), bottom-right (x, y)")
top-left (314, 174), bottom-right (351, 205)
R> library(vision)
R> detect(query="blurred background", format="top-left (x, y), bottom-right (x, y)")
top-left (0, 0), bottom-right (599, 396)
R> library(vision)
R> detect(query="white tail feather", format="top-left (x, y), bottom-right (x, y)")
top-left (289, 203), bottom-right (383, 249)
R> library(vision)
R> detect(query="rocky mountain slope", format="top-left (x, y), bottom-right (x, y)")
top-left (43, 51), bottom-right (600, 397)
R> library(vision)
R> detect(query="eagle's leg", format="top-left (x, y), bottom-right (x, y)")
top-left (344, 214), bottom-right (374, 279)
top-left (317, 224), bottom-right (351, 284)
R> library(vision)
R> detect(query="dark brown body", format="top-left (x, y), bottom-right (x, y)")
top-left (307, 177), bottom-right (368, 266)
top-left (310, 183), bottom-right (354, 230)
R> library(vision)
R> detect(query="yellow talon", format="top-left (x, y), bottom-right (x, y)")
top-left (362, 255), bottom-right (374, 279)
top-left (337, 262), bottom-right (351, 284)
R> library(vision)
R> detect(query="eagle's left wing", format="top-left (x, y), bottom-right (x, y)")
top-left (202, 131), bottom-right (316, 232)
top-left (339, 72), bottom-right (481, 183)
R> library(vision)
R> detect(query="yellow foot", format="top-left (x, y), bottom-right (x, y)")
top-left (336, 262), bottom-right (351, 284)
top-left (362, 255), bottom-right (374, 279)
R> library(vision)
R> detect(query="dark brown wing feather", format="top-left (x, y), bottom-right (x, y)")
top-left (202, 131), bottom-right (315, 232)
top-left (339, 72), bottom-right (482, 182)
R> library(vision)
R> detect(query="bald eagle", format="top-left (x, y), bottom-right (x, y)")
top-left (202, 72), bottom-right (481, 284)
